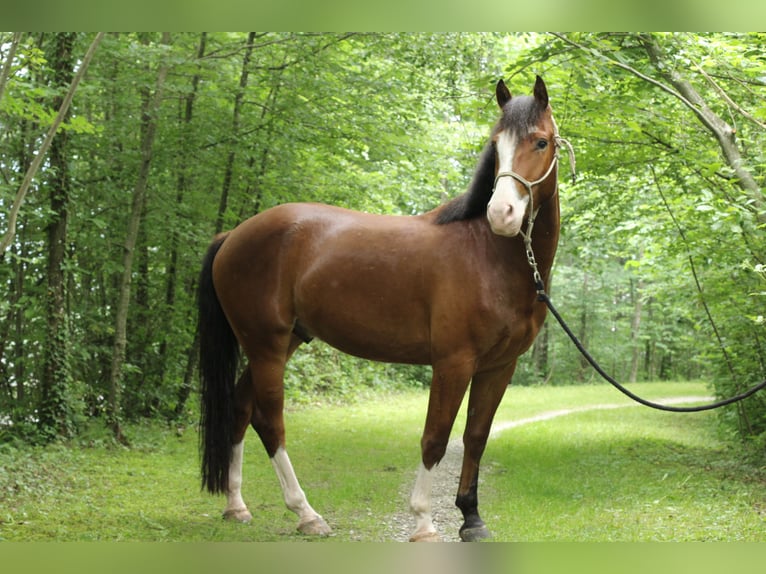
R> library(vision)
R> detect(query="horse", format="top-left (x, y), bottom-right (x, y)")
top-left (197, 75), bottom-right (562, 542)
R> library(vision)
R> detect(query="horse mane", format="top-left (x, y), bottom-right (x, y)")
top-left (435, 94), bottom-right (544, 225)
top-left (434, 142), bottom-right (496, 225)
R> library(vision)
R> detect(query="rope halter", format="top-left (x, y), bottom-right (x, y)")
top-left (490, 134), bottom-right (576, 295)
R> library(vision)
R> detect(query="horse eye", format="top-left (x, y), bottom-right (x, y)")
top-left (536, 139), bottom-right (548, 150)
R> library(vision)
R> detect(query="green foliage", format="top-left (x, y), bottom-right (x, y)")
top-left (505, 33), bottom-right (766, 445)
top-left (284, 341), bottom-right (430, 405)
top-left (1, 33), bottom-right (764, 449)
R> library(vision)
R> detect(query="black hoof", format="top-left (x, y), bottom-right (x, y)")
top-left (459, 524), bottom-right (492, 542)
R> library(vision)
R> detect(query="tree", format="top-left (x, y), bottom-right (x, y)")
top-left (2, 32), bottom-right (761, 449)
top-left (510, 32), bottom-right (766, 441)
top-left (38, 32), bottom-right (77, 440)
top-left (106, 32), bottom-right (172, 443)
top-left (0, 32), bottom-right (103, 257)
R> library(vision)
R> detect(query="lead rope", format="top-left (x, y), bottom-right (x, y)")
top-left (523, 137), bottom-right (766, 412)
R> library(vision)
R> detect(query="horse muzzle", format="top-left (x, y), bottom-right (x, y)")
top-left (486, 194), bottom-right (528, 237)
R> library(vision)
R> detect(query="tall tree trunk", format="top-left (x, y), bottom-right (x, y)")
top-left (216, 32), bottom-right (256, 234)
top-left (11, 239), bottom-right (28, 404)
top-left (236, 53), bottom-right (287, 221)
top-left (532, 321), bottom-right (551, 383)
top-left (577, 271), bottom-right (590, 381)
top-left (643, 299), bottom-right (656, 380)
top-left (39, 32), bottom-right (77, 439)
top-left (107, 32), bottom-right (171, 443)
top-left (166, 32), bottom-right (207, 418)
top-left (3, 117), bottom-right (36, 410)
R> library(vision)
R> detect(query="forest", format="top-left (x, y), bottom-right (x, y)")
top-left (0, 32), bottom-right (764, 448)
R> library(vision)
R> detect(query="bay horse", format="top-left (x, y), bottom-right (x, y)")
top-left (198, 75), bottom-right (562, 541)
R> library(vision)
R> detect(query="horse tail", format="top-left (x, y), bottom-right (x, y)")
top-left (198, 232), bottom-right (240, 494)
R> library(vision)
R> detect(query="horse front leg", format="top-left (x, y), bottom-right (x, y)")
top-left (455, 362), bottom-right (515, 542)
top-left (410, 358), bottom-right (473, 542)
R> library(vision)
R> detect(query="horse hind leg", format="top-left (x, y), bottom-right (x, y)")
top-left (249, 335), bottom-right (331, 536)
top-left (222, 369), bottom-right (256, 523)
top-left (223, 440), bottom-right (252, 522)
top-left (270, 447), bottom-right (330, 536)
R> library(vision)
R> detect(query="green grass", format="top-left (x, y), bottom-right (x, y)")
top-left (1, 382), bottom-right (763, 541)
top-left (484, 409), bottom-right (764, 541)
top-left (482, 381), bottom-right (765, 541)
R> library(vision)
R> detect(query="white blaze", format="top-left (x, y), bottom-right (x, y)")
top-left (486, 130), bottom-right (529, 237)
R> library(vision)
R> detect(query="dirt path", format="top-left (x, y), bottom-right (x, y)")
top-left (383, 395), bottom-right (712, 542)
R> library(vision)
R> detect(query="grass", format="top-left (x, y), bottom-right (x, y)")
top-left (484, 409), bottom-right (764, 541)
top-left (0, 381), bottom-right (764, 541)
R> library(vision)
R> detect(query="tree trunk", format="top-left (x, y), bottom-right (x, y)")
top-left (643, 299), bottom-right (656, 380)
top-left (216, 32), bottom-right (256, 234)
top-left (10, 240), bottom-right (28, 404)
top-left (532, 321), bottom-right (551, 383)
top-left (577, 271), bottom-right (590, 380)
top-left (162, 33), bottom-right (207, 418)
top-left (107, 32), bottom-right (171, 443)
top-left (639, 34), bottom-right (765, 218)
top-left (39, 32), bottom-right (77, 439)
top-left (236, 56), bottom-right (287, 221)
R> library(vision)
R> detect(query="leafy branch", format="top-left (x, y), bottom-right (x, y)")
top-left (0, 32), bottom-right (105, 259)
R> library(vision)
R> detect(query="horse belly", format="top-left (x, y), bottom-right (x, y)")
top-left (313, 319), bottom-right (431, 365)
top-left (294, 263), bottom-right (432, 365)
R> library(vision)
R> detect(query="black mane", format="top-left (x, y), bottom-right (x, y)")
top-left (435, 142), bottom-right (495, 224)
top-left (435, 95), bottom-right (544, 225)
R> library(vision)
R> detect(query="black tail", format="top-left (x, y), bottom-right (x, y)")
top-left (198, 233), bottom-right (240, 494)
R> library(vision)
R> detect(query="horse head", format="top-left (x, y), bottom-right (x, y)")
top-left (486, 75), bottom-right (559, 237)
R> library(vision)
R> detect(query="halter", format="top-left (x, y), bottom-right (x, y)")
top-left (491, 134), bottom-right (576, 294)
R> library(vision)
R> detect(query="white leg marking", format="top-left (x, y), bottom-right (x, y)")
top-left (409, 462), bottom-right (439, 541)
top-left (271, 447), bottom-right (330, 534)
top-left (223, 440), bottom-right (252, 522)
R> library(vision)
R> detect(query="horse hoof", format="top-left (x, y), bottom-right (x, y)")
top-left (459, 525), bottom-right (492, 542)
top-left (298, 516), bottom-right (332, 536)
top-left (409, 531), bottom-right (442, 542)
top-left (222, 508), bottom-right (253, 523)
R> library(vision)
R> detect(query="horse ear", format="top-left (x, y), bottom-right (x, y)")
top-left (533, 75), bottom-right (549, 108)
top-left (496, 79), bottom-right (512, 109)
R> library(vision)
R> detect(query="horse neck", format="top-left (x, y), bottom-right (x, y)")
top-left (480, 178), bottom-right (559, 286)
top-left (529, 181), bottom-right (560, 284)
